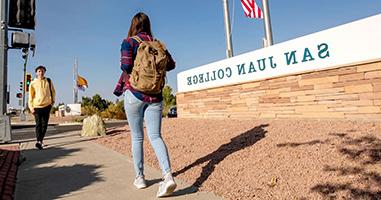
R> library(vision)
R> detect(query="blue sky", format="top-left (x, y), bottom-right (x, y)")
top-left (7, 0), bottom-right (381, 107)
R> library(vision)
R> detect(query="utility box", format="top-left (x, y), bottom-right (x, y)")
top-left (11, 32), bottom-right (29, 48)
top-left (11, 32), bottom-right (36, 49)
top-left (0, 115), bottom-right (12, 143)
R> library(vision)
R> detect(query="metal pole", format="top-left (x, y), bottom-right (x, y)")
top-left (73, 58), bottom-right (78, 103)
top-left (222, 0), bottom-right (234, 58)
top-left (18, 51), bottom-right (28, 121)
top-left (262, 0), bottom-right (273, 46)
top-left (22, 49), bottom-right (28, 110)
top-left (0, 0), bottom-right (8, 114)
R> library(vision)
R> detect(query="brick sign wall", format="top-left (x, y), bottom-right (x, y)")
top-left (177, 60), bottom-right (381, 120)
top-left (176, 14), bottom-right (381, 120)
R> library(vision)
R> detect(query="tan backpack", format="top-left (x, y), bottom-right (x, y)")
top-left (129, 36), bottom-right (169, 94)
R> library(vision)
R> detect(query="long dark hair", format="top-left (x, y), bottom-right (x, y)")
top-left (128, 12), bottom-right (152, 37)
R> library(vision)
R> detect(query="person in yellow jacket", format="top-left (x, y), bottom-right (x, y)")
top-left (28, 65), bottom-right (56, 150)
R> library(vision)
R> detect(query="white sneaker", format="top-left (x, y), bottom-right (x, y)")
top-left (133, 175), bottom-right (147, 189)
top-left (157, 173), bottom-right (177, 197)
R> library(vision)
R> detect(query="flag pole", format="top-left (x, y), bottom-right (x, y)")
top-left (222, 0), bottom-right (234, 58)
top-left (73, 58), bottom-right (78, 104)
top-left (262, 0), bottom-right (273, 46)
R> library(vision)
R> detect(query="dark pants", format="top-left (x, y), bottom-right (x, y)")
top-left (34, 105), bottom-right (51, 142)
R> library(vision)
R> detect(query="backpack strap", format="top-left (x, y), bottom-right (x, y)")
top-left (131, 35), bottom-right (154, 43)
top-left (47, 78), bottom-right (53, 100)
top-left (131, 36), bottom-right (143, 43)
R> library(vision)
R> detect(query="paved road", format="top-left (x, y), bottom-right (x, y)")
top-left (10, 120), bottom-right (127, 142)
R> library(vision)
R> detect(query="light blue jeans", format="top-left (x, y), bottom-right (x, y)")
top-left (124, 90), bottom-right (171, 177)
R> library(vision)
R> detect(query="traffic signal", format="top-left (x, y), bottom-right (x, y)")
top-left (25, 73), bottom-right (32, 92)
top-left (19, 81), bottom-right (23, 91)
top-left (22, 48), bottom-right (28, 59)
top-left (8, 0), bottom-right (36, 30)
top-left (16, 93), bottom-right (22, 98)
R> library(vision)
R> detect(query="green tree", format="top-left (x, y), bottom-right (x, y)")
top-left (91, 94), bottom-right (109, 111)
top-left (81, 94), bottom-right (110, 112)
top-left (81, 96), bottom-right (92, 107)
top-left (162, 85), bottom-right (176, 117)
top-left (80, 95), bottom-right (126, 119)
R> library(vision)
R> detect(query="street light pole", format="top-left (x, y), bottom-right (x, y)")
top-left (0, 0), bottom-right (8, 115)
top-left (0, 0), bottom-right (11, 143)
top-left (20, 48), bottom-right (29, 121)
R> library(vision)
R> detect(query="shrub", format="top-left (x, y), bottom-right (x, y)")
top-left (101, 100), bottom-right (126, 120)
top-left (82, 105), bottom-right (100, 116)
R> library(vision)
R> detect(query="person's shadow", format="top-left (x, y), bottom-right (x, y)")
top-left (172, 124), bottom-right (268, 196)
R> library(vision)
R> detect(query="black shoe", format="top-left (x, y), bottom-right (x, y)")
top-left (35, 142), bottom-right (43, 150)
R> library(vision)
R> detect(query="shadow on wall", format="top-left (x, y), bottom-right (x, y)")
top-left (16, 147), bottom-right (104, 200)
top-left (277, 132), bottom-right (381, 200)
top-left (172, 124), bottom-right (269, 196)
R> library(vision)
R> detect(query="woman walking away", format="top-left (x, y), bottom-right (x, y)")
top-left (118, 12), bottom-right (176, 198)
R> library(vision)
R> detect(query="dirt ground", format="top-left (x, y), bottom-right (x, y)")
top-left (94, 118), bottom-right (381, 200)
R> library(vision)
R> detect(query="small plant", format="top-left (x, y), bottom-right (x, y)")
top-left (101, 100), bottom-right (126, 120)
top-left (82, 105), bottom-right (100, 116)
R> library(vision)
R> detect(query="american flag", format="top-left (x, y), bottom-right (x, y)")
top-left (241, 0), bottom-right (263, 19)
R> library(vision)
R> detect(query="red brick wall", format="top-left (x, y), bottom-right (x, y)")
top-left (177, 60), bottom-right (381, 120)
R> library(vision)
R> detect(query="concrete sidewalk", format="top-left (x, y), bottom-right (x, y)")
top-left (14, 131), bottom-right (222, 200)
